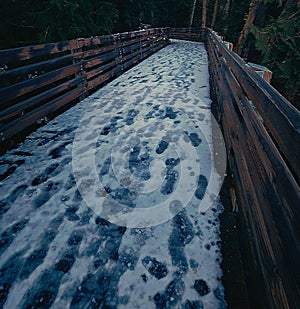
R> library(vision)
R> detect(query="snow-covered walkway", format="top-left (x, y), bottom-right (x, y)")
top-left (0, 40), bottom-right (226, 308)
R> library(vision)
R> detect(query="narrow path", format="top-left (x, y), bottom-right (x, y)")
top-left (0, 40), bottom-right (226, 308)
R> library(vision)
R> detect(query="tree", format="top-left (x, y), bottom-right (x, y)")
top-left (35, 0), bottom-right (119, 42)
top-left (219, 0), bottom-right (252, 44)
top-left (211, 0), bottom-right (219, 29)
top-left (189, 0), bottom-right (198, 28)
top-left (222, 0), bottom-right (231, 33)
top-left (0, 0), bottom-right (39, 48)
top-left (202, 0), bottom-right (207, 27)
top-left (0, 0), bottom-right (120, 48)
top-left (251, 0), bottom-right (300, 107)
top-left (236, 0), bottom-right (265, 57)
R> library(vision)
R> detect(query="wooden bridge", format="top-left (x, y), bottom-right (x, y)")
top-left (0, 28), bottom-right (299, 308)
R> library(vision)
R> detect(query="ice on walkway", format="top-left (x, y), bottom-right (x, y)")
top-left (0, 40), bottom-right (227, 308)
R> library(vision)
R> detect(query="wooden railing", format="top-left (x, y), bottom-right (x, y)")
top-left (0, 27), bottom-right (299, 308)
top-left (170, 27), bottom-right (205, 41)
top-left (171, 28), bottom-right (300, 308)
top-left (0, 28), bottom-right (170, 144)
top-left (201, 28), bottom-right (299, 309)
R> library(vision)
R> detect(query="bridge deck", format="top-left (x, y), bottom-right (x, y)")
top-left (0, 40), bottom-right (227, 308)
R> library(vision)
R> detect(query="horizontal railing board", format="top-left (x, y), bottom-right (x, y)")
top-left (0, 27), bottom-right (169, 65)
top-left (221, 55), bottom-right (299, 228)
top-left (122, 50), bottom-right (141, 62)
top-left (83, 52), bottom-right (117, 70)
top-left (81, 44), bottom-right (117, 59)
top-left (87, 60), bottom-right (117, 81)
top-left (119, 29), bottom-right (154, 39)
top-left (120, 36), bottom-right (149, 48)
top-left (0, 35), bottom-right (125, 68)
top-left (0, 63), bottom-right (82, 107)
top-left (122, 59), bottom-right (139, 71)
top-left (0, 44), bottom-right (122, 86)
top-left (0, 41), bottom-right (74, 64)
top-left (0, 53), bottom-right (81, 85)
top-left (217, 64), bottom-right (282, 308)
top-left (0, 76), bottom-right (85, 123)
top-left (0, 35), bottom-right (120, 65)
top-left (122, 42), bottom-right (142, 55)
top-left (79, 35), bottom-right (115, 49)
top-left (170, 28), bottom-right (204, 41)
top-left (87, 70), bottom-right (117, 91)
top-left (1, 87), bottom-right (85, 140)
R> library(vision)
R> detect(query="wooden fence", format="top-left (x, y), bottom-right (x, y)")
top-left (170, 27), bottom-right (204, 42)
top-left (201, 28), bottom-right (299, 309)
top-left (0, 28), bottom-right (170, 144)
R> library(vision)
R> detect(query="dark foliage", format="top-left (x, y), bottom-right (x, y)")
top-left (0, 0), bottom-right (298, 107)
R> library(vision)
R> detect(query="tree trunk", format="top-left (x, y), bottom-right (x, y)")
top-left (211, 0), bottom-right (219, 29)
top-left (236, 0), bottom-right (259, 57)
top-left (189, 0), bottom-right (197, 28)
top-left (202, 0), bottom-right (207, 28)
top-left (223, 0), bottom-right (231, 33)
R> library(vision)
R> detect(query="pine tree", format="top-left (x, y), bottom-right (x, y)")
top-left (251, 0), bottom-right (300, 107)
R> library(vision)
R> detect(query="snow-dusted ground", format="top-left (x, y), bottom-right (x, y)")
top-left (0, 40), bottom-right (227, 308)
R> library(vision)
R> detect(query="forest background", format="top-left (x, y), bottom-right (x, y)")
top-left (0, 0), bottom-right (299, 108)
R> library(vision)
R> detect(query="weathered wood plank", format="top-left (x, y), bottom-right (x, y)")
top-left (83, 52), bottom-right (117, 70)
top-left (0, 76), bottom-right (85, 123)
top-left (207, 28), bottom-right (300, 309)
top-left (87, 70), bottom-right (118, 91)
top-left (121, 55), bottom-right (140, 71)
top-left (122, 42), bottom-right (141, 55)
top-left (86, 61), bottom-right (116, 81)
top-left (0, 87), bottom-right (85, 140)
top-left (0, 53), bottom-right (82, 85)
top-left (0, 40), bottom-right (74, 64)
top-left (121, 36), bottom-right (148, 48)
top-left (207, 29), bottom-right (300, 183)
top-left (0, 63), bottom-right (82, 107)
top-left (0, 35), bottom-right (116, 65)
top-left (122, 50), bottom-right (140, 63)
top-left (81, 44), bottom-right (118, 59)
top-left (216, 67), bottom-right (280, 307)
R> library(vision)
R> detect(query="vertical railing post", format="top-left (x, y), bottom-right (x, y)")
top-left (139, 30), bottom-right (143, 61)
top-left (72, 38), bottom-right (86, 101)
top-left (113, 33), bottom-right (122, 78)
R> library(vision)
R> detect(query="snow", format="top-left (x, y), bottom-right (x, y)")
top-left (0, 40), bottom-right (227, 308)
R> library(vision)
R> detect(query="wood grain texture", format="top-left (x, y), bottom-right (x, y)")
top-left (0, 63), bottom-right (82, 106)
top-left (0, 28), bottom-right (170, 144)
top-left (0, 76), bottom-right (85, 123)
top-left (1, 87), bottom-right (85, 140)
top-left (204, 28), bottom-right (300, 309)
top-left (206, 29), bottom-right (300, 183)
